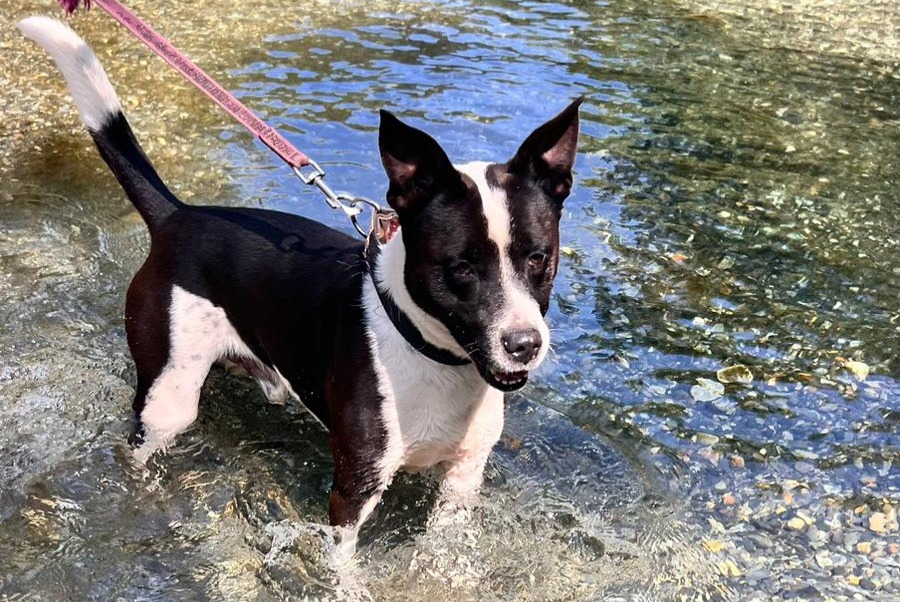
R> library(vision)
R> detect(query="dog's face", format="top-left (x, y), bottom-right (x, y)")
top-left (378, 99), bottom-right (581, 391)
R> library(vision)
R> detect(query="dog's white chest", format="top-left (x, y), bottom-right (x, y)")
top-left (390, 363), bottom-right (497, 470)
top-left (362, 279), bottom-right (504, 473)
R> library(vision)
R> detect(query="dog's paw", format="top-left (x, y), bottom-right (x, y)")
top-left (127, 421), bottom-right (145, 447)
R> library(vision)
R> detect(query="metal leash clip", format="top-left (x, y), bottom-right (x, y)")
top-left (292, 160), bottom-right (386, 237)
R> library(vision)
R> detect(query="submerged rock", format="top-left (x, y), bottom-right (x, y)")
top-left (716, 364), bottom-right (754, 384)
top-left (691, 378), bottom-right (725, 401)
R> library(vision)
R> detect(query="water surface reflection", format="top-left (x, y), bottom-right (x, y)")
top-left (1, 0), bottom-right (897, 600)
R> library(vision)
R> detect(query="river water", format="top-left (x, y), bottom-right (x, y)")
top-left (1, 1), bottom-right (898, 600)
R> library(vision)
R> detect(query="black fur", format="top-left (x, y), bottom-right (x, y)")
top-left (87, 100), bottom-right (581, 529)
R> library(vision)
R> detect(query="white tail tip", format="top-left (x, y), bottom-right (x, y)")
top-left (18, 16), bottom-right (122, 132)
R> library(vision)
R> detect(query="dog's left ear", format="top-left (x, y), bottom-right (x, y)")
top-left (509, 96), bottom-right (583, 202)
top-left (378, 110), bottom-right (461, 216)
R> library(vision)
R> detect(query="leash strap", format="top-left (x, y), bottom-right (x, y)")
top-left (84, 0), bottom-right (308, 168)
top-left (60, 0), bottom-right (399, 237)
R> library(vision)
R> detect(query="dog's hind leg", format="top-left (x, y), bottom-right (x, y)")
top-left (220, 356), bottom-right (291, 406)
top-left (128, 282), bottom-right (235, 463)
top-left (126, 263), bottom-right (173, 447)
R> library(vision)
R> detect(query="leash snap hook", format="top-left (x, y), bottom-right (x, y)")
top-left (343, 195), bottom-right (385, 238)
top-left (293, 161), bottom-right (394, 240)
top-left (293, 160), bottom-right (344, 211)
top-left (292, 161), bottom-right (364, 216)
top-left (292, 159), bottom-right (326, 185)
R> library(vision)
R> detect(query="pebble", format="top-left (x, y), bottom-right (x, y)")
top-left (748, 534), bottom-right (773, 549)
top-left (691, 379), bottom-right (725, 402)
top-left (795, 461), bottom-right (815, 474)
top-left (841, 359), bottom-right (870, 380)
top-left (703, 540), bottom-right (725, 553)
top-left (695, 432), bottom-right (720, 445)
top-left (868, 512), bottom-right (888, 533)
top-left (785, 584), bottom-right (821, 599)
top-left (792, 449), bottom-right (820, 461)
top-left (717, 559), bottom-right (741, 577)
top-left (787, 517), bottom-right (806, 530)
top-left (746, 566), bottom-right (771, 582)
top-left (806, 526), bottom-right (826, 546)
top-left (856, 541), bottom-right (872, 554)
top-left (859, 577), bottom-right (877, 591)
top-left (716, 364), bottom-right (753, 384)
top-left (815, 550), bottom-right (833, 568)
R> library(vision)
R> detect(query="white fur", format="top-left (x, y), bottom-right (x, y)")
top-left (136, 286), bottom-right (316, 461)
top-left (18, 17), bottom-right (122, 132)
top-left (457, 161), bottom-right (551, 372)
top-left (365, 267), bottom-right (504, 477)
top-left (461, 161), bottom-right (511, 249)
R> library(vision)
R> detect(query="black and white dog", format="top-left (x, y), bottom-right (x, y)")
top-left (20, 17), bottom-right (580, 554)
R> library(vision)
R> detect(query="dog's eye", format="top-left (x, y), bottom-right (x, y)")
top-left (527, 252), bottom-right (548, 271)
top-left (451, 260), bottom-right (475, 279)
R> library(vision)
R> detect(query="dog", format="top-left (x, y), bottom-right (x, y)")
top-left (19, 16), bottom-right (580, 555)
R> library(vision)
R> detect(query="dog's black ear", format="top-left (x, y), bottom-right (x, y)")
top-left (379, 110), bottom-right (460, 215)
top-left (508, 97), bottom-right (582, 202)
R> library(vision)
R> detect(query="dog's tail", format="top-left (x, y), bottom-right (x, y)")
top-left (18, 16), bottom-right (182, 231)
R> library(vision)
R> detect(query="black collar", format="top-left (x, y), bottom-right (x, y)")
top-left (364, 236), bottom-right (471, 367)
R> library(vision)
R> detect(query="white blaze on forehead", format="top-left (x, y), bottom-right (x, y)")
top-left (459, 161), bottom-right (512, 251)
top-left (456, 161), bottom-right (550, 371)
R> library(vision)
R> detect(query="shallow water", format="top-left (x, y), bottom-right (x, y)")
top-left (1, 0), bottom-right (898, 600)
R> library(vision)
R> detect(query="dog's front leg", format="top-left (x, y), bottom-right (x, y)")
top-left (326, 396), bottom-right (401, 564)
top-left (329, 464), bottom-right (390, 565)
top-left (432, 388), bottom-right (505, 524)
top-left (428, 444), bottom-right (494, 530)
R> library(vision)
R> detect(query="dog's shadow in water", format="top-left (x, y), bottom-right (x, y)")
top-left (170, 367), bottom-right (437, 547)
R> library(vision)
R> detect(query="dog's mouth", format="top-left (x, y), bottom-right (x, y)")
top-left (480, 365), bottom-right (529, 391)
top-left (464, 348), bottom-right (533, 391)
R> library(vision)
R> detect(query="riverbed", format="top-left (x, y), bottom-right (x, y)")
top-left (1, 1), bottom-right (897, 600)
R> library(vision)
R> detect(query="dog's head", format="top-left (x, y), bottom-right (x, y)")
top-left (377, 99), bottom-right (581, 391)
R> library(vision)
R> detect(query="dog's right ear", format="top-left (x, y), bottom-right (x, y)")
top-left (508, 97), bottom-right (582, 204)
top-left (379, 110), bottom-right (459, 215)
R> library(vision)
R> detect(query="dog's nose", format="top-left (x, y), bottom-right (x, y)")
top-left (501, 328), bottom-right (542, 364)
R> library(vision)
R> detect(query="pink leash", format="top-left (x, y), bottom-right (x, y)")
top-left (59, 0), bottom-right (394, 238)
top-left (67, 0), bottom-right (309, 168)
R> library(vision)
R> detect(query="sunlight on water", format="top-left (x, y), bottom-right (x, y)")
top-left (1, 0), bottom-right (898, 600)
